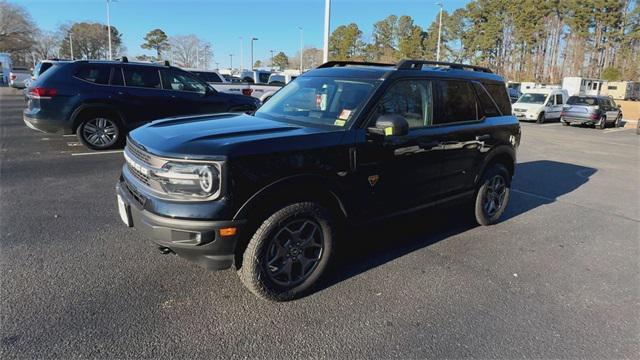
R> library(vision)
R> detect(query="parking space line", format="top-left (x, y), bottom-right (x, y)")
top-left (62, 134), bottom-right (76, 137)
top-left (539, 123), bottom-right (561, 127)
top-left (603, 128), bottom-right (631, 134)
top-left (71, 150), bottom-right (123, 156)
top-left (66, 142), bottom-right (84, 147)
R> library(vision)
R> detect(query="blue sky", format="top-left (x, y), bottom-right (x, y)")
top-left (17, 0), bottom-right (470, 68)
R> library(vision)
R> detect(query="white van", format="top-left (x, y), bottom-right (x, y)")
top-left (512, 88), bottom-right (569, 123)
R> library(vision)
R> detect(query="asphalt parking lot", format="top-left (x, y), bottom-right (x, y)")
top-left (1, 87), bottom-right (638, 358)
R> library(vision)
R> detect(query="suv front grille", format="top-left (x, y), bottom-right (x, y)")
top-left (127, 162), bottom-right (151, 185)
top-left (127, 140), bottom-right (152, 165)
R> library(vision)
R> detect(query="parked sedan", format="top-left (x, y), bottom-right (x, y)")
top-left (560, 95), bottom-right (622, 129)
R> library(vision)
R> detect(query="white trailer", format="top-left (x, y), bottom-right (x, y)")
top-left (562, 77), bottom-right (605, 97)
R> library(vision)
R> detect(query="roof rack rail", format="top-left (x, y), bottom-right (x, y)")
top-left (317, 61), bottom-right (395, 69)
top-left (396, 60), bottom-right (492, 73)
top-left (164, 60), bottom-right (170, 66)
top-left (121, 56), bottom-right (128, 63)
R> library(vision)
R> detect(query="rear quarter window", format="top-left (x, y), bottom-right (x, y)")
top-left (483, 83), bottom-right (512, 115)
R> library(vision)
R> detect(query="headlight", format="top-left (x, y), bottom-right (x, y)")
top-left (152, 162), bottom-right (221, 199)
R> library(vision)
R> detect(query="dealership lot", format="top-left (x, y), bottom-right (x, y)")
top-left (0, 87), bottom-right (638, 358)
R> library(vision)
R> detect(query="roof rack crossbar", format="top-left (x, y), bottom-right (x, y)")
top-left (317, 61), bottom-right (395, 69)
top-left (396, 60), bottom-right (492, 73)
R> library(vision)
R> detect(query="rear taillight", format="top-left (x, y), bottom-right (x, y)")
top-left (10, 74), bottom-right (16, 81)
top-left (560, 112), bottom-right (565, 117)
top-left (590, 113), bottom-right (599, 120)
top-left (242, 88), bottom-right (253, 96)
top-left (28, 87), bottom-right (57, 99)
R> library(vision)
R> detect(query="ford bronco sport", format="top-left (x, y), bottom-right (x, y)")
top-left (115, 60), bottom-right (520, 301)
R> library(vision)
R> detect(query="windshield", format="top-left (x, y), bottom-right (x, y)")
top-left (255, 76), bottom-right (380, 128)
top-left (567, 96), bottom-right (598, 106)
top-left (517, 93), bottom-right (547, 104)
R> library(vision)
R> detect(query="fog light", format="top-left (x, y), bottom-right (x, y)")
top-left (219, 227), bottom-right (237, 237)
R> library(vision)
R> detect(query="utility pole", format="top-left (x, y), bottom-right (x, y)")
top-left (251, 37), bottom-right (258, 70)
top-left (270, 50), bottom-right (275, 70)
top-left (106, 0), bottom-right (113, 60)
top-left (196, 45), bottom-right (200, 68)
top-left (436, 1), bottom-right (443, 62)
top-left (323, 0), bottom-right (331, 63)
top-left (239, 36), bottom-right (243, 71)
top-left (229, 54), bottom-right (233, 70)
top-left (298, 27), bottom-right (303, 72)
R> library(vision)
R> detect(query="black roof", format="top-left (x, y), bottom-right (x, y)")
top-left (303, 60), bottom-right (504, 82)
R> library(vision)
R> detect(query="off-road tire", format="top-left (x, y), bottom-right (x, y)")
top-left (238, 202), bottom-right (335, 301)
top-left (474, 163), bottom-right (511, 226)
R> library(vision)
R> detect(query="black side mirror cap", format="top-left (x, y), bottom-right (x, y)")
top-left (368, 114), bottom-right (409, 137)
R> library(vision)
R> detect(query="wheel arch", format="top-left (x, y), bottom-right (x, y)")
top-left (478, 146), bottom-right (516, 182)
top-left (70, 104), bottom-right (126, 133)
top-left (232, 174), bottom-right (349, 269)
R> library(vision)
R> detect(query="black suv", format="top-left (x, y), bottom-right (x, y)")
top-left (116, 60), bottom-right (520, 301)
top-left (23, 58), bottom-right (260, 150)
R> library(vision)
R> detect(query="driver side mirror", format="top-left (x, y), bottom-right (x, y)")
top-left (368, 114), bottom-right (409, 137)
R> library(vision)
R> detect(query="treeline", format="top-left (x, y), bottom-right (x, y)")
top-left (329, 0), bottom-right (639, 82)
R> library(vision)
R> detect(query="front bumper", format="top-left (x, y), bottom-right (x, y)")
top-left (116, 180), bottom-right (245, 270)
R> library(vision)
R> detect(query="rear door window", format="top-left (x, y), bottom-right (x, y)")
top-left (123, 67), bottom-right (161, 89)
top-left (75, 65), bottom-right (111, 85)
top-left (434, 80), bottom-right (478, 125)
top-left (483, 83), bottom-right (512, 115)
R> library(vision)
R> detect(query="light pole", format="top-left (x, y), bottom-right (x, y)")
top-left (323, 0), bottom-right (331, 63)
top-left (270, 49), bottom-right (275, 70)
top-left (436, 1), bottom-right (443, 62)
top-left (69, 31), bottom-right (74, 60)
top-left (239, 36), bottom-right (243, 71)
top-left (229, 54), bottom-right (233, 70)
top-left (250, 37), bottom-right (258, 70)
top-left (106, 0), bottom-right (114, 60)
top-left (298, 27), bottom-right (303, 72)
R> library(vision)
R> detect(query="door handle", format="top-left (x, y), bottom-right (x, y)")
top-left (476, 134), bottom-right (491, 141)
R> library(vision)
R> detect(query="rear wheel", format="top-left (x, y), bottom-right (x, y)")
top-left (474, 164), bottom-right (511, 226)
top-left (596, 115), bottom-right (607, 130)
top-left (77, 116), bottom-right (123, 150)
top-left (238, 202), bottom-right (335, 301)
top-left (536, 112), bottom-right (545, 124)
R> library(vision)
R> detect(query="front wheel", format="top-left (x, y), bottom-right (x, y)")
top-left (238, 202), bottom-right (335, 301)
top-left (614, 115), bottom-right (622, 128)
top-left (536, 112), bottom-right (545, 124)
top-left (474, 164), bottom-right (511, 226)
top-left (77, 116), bottom-right (123, 150)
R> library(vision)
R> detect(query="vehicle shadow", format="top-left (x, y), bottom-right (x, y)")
top-left (311, 160), bottom-right (597, 295)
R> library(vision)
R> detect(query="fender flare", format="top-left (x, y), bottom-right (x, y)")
top-left (233, 174), bottom-right (349, 221)
top-left (70, 103), bottom-right (126, 133)
top-left (477, 145), bottom-right (516, 182)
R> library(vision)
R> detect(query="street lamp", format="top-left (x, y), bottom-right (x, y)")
top-left (436, 1), bottom-right (443, 62)
top-left (229, 54), bottom-right (233, 70)
top-left (250, 37), bottom-right (258, 70)
top-left (298, 27), bottom-right (303, 72)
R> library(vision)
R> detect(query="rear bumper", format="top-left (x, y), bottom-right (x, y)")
top-left (116, 180), bottom-right (245, 270)
top-left (23, 109), bottom-right (73, 134)
top-left (561, 116), bottom-right (595, 124)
